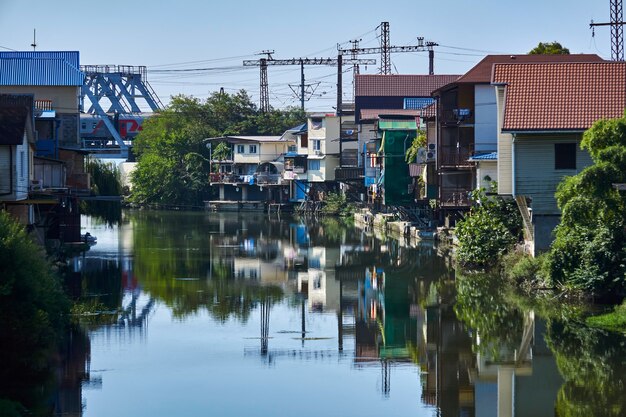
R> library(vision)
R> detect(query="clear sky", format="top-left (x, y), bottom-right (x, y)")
top-left (0, 0), bottom-right (613, 111)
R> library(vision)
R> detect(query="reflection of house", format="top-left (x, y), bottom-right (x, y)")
top-left (298, 246), bottom-right (341, 311)
top-left (205, 135), bottom-right (294, 208)
top-left (493, 61), bottom-right (626, 253)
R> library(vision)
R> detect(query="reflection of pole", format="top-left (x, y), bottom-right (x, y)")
top-left (338, 278), bottom-right (343, 352)
top-left (301, 298), bottom-right (306, 347)
top-left (381, 360), bottom-right (390, 397)
top-left (261, 298), bottom-right (270, 355)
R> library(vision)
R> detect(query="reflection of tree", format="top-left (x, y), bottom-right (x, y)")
top-left (546, 321), bottom-right (626, 417)
top-left (454, 271), bottom-right (524, 360)
top-left (129, 210), bottom-right (284, 322)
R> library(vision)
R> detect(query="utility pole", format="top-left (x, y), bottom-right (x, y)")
top-left (337, 54), bottom-right (343, 167)
top-left (244, 56), bottom-right (375, 111)
top-left (380, 22), bottom-right (391, 75)
top-left (30, 29), bottom-right (37, 51)
top-left (349, 39), bottom-right (362, 98)
top-left (591, 0), bottom-right (626, 61)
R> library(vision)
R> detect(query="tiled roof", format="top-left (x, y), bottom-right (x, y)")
top-left (454, 54), bottom-right (604, 85)
top-left (422, 102), bottom-right (436, 118)
top-left (0, 58), bottom-right (84, 86)
top-left (360, 108), bottom-right (421, 120)
top-left (493, 62), bottom-right (626, 131)
top-left (355, 74), bottom-right (461, 97)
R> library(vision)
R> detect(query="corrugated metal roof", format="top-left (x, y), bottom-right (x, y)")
top-left (0, 58), bottom-right (84, 86)
top-left (0, 51), bottom-right (80, 68)
top-left (469, 151), bottom-right (497, 161)
top-left (361, 108), bottom-right (421, 120)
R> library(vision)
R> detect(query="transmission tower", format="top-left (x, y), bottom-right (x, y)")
top-left (256, 50), bottom-right (274, 112)
top-left (590, 0), bottom-right (626, 61)
top-left (339, 23), bottom-right (439, 75)
top-left (243, 56), bottom-right (375, 111)
top-left (380, 22), bottom-right (391, 75)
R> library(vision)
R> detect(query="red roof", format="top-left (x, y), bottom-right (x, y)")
top-left (455, 54), bottom-right (604, 85)
top-left (492, 62), bottom-right (626, 131)
top-left (355, 74), bottom-right (460, 97)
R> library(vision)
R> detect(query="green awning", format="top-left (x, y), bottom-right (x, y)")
top-left (378, 119), bottom-right (418, 130)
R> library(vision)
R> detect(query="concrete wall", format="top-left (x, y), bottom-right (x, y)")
top-left (476, 160), bottom-right (497, 191)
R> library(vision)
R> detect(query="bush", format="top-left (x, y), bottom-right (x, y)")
top-left (501, 249), bottom-right (549, 287)
top-left (321, 192), bottom-right (355, 217)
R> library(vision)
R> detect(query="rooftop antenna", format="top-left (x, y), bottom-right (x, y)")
top-left (30, 28), bottom-right (37, 51)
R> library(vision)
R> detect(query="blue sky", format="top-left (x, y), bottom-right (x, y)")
top-left (0, 0), bottom-right (613, 111)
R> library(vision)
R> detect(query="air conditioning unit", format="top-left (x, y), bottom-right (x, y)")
top-left (426, 143), bottom-right (436, 161)
top-left (416, 147), bottom-right (427, 163)
top-left (428, 143), bottom-right (436, 151)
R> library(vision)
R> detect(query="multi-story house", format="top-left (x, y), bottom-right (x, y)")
top-left (493, 61), bottom-right (626, 253)
top-left (354, 74), bottom-right (460, 209)
top-left (432, 54), bottom-right (603, 223)
top-left (283, 114), bottom-right (346, 202)
top-left (205, 135), bottom-right (294, 209)
top-left (0, 51), bottom-right (89, 192)
top-left (0, 94), bottom-right (36, 224)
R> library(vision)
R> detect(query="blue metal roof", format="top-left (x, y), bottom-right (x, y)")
top-left (469, 151), bottom-right (498, 161)
top-left (0, 58), bottom-right (84, 86)
top-left (404, 97), bottom-right (435, 110)
top-left (286, 123), bottom-right (307, 134)
top-left (0, 51), bottom-right (80, 68)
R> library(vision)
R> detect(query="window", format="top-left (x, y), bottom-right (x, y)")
top-left (312, 140), bottom-right (321, 151)
top-left (310, 118), bottom-right (323, 130)
top-left (249, 144), bottom-right (257, 154)
top-left (555, 143), bottom-right (576, 170)
top-left (20, 151), bottom-right (25, 178)
top-left (309, 160), bottom-right (321, 170)
top-left (237, 144), bottom-right (245, 154)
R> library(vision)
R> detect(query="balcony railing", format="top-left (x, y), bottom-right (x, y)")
top-left (440, 188), bottom-right (472, 207)
top-left (35, 99), bottom-right (53, 111)
top-left (210, 172), bottom-right (283, 185)
top-left (335, 166), bottom-right (363, 181)
top-left (439, 145), bottom-right (474, 167)
top-left (255, 173), bottom-right (283, 185)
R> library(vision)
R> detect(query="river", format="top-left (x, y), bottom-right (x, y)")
top-left (33, 211), bottom-right (626, 416)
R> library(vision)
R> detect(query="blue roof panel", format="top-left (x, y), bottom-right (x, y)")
top-left (0, 51), bottom-right (80, 68)
top-left (470, 151), bottom-right (498, 161)
top-left (0, 58), bottom-right (84, 86)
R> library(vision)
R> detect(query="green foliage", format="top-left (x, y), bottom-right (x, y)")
top-left (130, 91), bottom-right (305, 206)
top-left (455, 191), bottom-right (522, 268)
top-left (404, 130), bottom-right (427, 163)
top-left (321, 192), bottom-right (355, 217)
top-left (547, 113), bottom-right (626, 296)
top-left (86, 159), bottom-right (122, 196)
top-left (528, 41), bottom-right (570, 54)
top-left (0, 211), bottom-right (69, 404)
top-left (546, 320), bottom-right (626, 417)
top-left (455, 271), bottom-right (525, 360)
top-left (586, 301), bottom-right (626, 332)
top-left (501, 250), bottom-right (549, 287)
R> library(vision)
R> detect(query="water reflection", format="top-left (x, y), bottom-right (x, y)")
top-left (25, 211), bottom-right (625, 417)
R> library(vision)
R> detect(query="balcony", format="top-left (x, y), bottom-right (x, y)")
top-left (440, 108), bottom-right (474, 125)
top-left (440, 187), bottom-right (472, 207)
top-left (335, 166), bottom-right (363, 181)
top-left (439, 145), bottom-right (474, 167)
top-left (34, 99), bottom-right (53, 111)
top-left (255, 173), bottom-right (283, 185)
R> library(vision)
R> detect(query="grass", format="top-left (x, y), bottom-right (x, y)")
top-left (586, 302), bottom-right (626, 332)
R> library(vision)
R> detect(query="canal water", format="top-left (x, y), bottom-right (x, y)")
top-left (50, 211), bottom-right (626, 416)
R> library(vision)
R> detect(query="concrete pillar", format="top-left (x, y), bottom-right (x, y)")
top-left (241, 185), bottom-right (248, 201)
top-left (219, 185), bottom-right (225, 200)
top-left (497, 366), bottom-right (515, 417)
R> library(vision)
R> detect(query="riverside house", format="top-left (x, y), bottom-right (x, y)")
top-left (493, 61), bottom-right (626, 253)
top-left (205, 135), bottom-right (294, 210)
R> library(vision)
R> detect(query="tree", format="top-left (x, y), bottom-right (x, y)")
top-left (528, 41), bottom-right (570, 55)
top-left (547, 113), bottom-right (626, 296)
top-left (130, 91), bottom-right (305, 206)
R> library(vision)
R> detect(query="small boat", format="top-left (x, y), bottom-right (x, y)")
top-left (82, 232), bottom-right (97, 244)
